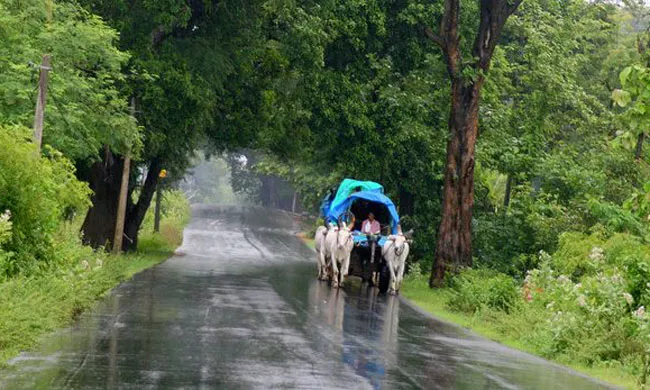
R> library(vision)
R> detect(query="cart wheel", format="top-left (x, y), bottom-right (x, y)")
top-left (378, 263), bottom-right (390, 294)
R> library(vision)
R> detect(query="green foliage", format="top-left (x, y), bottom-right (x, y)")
top-left (0, 210), bottom-right (14, 277)
top-left (474, 189), bottom-right (586, 276)
top-left (0, 213), bottom-right (188, 366)
top-left (0, 125), bottom-right (90, 277)
top-left (0, 186), bottom-right (190, 365)
top-left (447, 268), bottom-right (520, 314)
top-left (440, 231), bottom-right (650, 384)
top-left (141, 189), bottom-right (191, 234)
top-left (0, 0), bottom-right (140, 159)
top-left (613, 65), bottom-right (650, 144)
top-left (522, 250), bottom-right (643, 369)
top-left (549, 232), bottom-right (606, 278)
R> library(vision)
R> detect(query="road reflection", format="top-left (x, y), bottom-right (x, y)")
top-left (308, 280), bottom-right (401, 389)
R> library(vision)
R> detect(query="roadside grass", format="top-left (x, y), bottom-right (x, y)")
top-left (401, 277), bottom-right (637, 389)
top-left (0, 191), bottom-right (190, 366)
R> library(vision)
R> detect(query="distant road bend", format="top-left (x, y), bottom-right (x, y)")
top-left (0, 205), bottom-right (614, 389)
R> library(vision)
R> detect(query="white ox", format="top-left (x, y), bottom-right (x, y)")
top-left (382, 230), bottom-right (412, 294)
top-left (314, 225), bottom-right (331, 280)
top-left (327, 223), bottom-right (354, 288)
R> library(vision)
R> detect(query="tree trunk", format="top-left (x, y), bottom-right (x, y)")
top-left (425, 0), bottom-right (522, 288)
top-left (81, 154), bottom-right (161, 252)
top-left (504, 174), bottom-right (513, 207)
top-left (636, 132), bottom-right (646, 161)
top-left (430, 80), bottom-right (482, 288)
top-left (81, 147), bottom-right (122, 249)
top-left (123, 159), bottom-right (162, 251)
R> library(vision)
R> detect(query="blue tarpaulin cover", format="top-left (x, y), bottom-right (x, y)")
top-left (353, 234), bottom-right (388, 247)
top-left (327, 190), bottom-right (400, 234)
top-left (320, 178), bottom-right (384, 219)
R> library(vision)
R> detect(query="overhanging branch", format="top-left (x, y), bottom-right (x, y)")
top-left (507, 0), bottom-right (524, 16)
top-left (424, 27), bottom-right (445, 49)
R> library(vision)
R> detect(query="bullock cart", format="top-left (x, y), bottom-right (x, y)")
top-left (320, 179), bottom-right (402, 294)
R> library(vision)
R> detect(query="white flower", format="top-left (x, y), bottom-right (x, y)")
top-left (575, 283), bottom-right (582, 289)
top-left (0, 210), bottom-right (11, 223)
top-left (577, 295), bottom-right (587, 307)
top-left (623, 292), bottom-right (634, 305)
top-left (635, 306), bottom-right (646, 319)
top-left (538, 250), bottom-right (552, 262)
top-left (546, 301), bottom-right (555, 309)
top-left (81, 260), bottom-right (90, 270)
top-left (616, 130), bottom-right (624, 137)
top-left (94, 259), bottom-right (103, 269)
top-left (588, 247), bottom-right (604, 262)
top-left (558, 275), bottom-right (570, 284)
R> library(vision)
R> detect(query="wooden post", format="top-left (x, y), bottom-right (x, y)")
top-left (33, 54), bottom-right (51, 150)
top-left (112, 156), bottom-right (130, 254)
top-left (154, 181), bottom-right (162, 233)
top-left (112, 97), bottom-right (135, 254)
top-left (291, 191), bottom-right (297, 214)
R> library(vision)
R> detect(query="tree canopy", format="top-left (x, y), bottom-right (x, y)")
top-left (8, 0), bottom-right (650, 383)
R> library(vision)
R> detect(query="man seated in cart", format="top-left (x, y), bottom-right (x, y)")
top-left (361, 212), bottom-right (381, 263)
top-left (361, 212), bottom-right (381, 235)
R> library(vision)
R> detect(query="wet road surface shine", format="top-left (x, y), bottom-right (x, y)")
top-left (0, 206), bottom-right (612, 389)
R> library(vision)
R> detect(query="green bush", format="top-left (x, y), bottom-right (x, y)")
top-left (159, 189), bottom-right (192, 227)
top-left (0, 191), bottom-right (191, 365)
top-left (0, 125), bottom-right (90, 277)
top-left (546, 232), bottom-right (650, 307)
top-left (520, 248), bottom-right (647, 379)
top-left (550, 232), bottom-right (604, 279)
top-left (473, 190), bottom-right (586, 277)
top-left (601, 235), bottom-right (650, 309)
top-left (447, 268), bottom-right (520, 314)
top-left (0, 210), bottom-right (14, 278)
top-left (140, 189), bottom-right (191, 250)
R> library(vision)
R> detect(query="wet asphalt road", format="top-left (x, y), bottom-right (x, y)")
top-left (0, 206), bottom-right (613, 389)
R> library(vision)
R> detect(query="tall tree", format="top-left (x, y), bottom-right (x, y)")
top-left (425, 0), bottom-right (523, 287)
top-left (78, 0), bottom-right (268, 250)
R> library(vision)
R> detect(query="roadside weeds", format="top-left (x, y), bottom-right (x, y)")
top-left (0, 203), bottom-right (189, 366)
top-left (401, 277), bottom-right (636, 390)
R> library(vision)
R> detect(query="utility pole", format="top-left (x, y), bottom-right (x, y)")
top-left (112, 98), bottom-right (135, 254)
top-left (154, 183), bottom-right (162, 233)
top-left (33, 54), bottom-right (51, 150)
top-left (112, 156), bottom-right (130, 254)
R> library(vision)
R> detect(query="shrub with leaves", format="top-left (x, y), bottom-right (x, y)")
top-left (447, 268), bottom-right (520, 314)
top-left (520, 246), bottom-right (650, 381)
top-left (0, 125), bottom-right (90, 277)
top-left (0, 210), bottom-right (14, 280)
